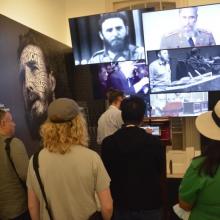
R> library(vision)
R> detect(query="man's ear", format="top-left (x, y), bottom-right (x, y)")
top-left (99, 31), bottom-right (104, 40)
top-left (49, 71), bottom-right (56, 92)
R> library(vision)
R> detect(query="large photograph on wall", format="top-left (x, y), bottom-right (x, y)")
top-left (0, 14), bottom-right (73, 154)
top-left (69, 9), bottom-right (153, 65)
top-left (142, 3), bottom-right (220, 53)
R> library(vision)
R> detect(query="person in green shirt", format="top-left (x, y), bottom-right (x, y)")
top-left (179, 100), bottom-right (220, 220)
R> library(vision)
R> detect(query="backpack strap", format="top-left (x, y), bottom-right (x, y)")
top-left (33, 151), bottom-right (53, 220)
top-left (4, 138), bottom-right (26, 190)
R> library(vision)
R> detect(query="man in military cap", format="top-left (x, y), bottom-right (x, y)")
top-left (89, 12), bottom-right (145, 64)
top-left (160, 7), bottom-right (216, 49)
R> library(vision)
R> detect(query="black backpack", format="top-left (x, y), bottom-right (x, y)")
top-left (5, 138), bottom-right (26, 190)
top-left (33, 150), bottom-right (53, 220)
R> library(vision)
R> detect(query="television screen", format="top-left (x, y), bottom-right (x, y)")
top-left (142, 4), bottom-right (220, 53)
top-left (148, 46), bottom-right (220, 94)
top-left (91, 60), bottom-right (150, 97)
top-left (150, 91), bottom-right (208, 117)
top-left (69, 9), bottom-right (149, 65)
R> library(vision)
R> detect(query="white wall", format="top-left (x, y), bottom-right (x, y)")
top-left (0, 0), bottom-right (68, 45)
top-left (188, 0), bottom-right (220, 6)
top-left (65, 0), bottom-right (106, 46)
top-left (0, 0), bottom-right (108, 46)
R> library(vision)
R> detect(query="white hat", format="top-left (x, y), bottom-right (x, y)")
top-left (195, 100), bottom-right (220, 141)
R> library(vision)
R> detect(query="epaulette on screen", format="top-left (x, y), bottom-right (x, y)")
top-left (92, 49), bottom-right (105, 57)
top-left (164, 30), bottom-right (178, 37)
top-left (197, 28), bottom-right (211, 34)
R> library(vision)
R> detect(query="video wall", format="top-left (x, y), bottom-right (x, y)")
top-left (69, 3), bottom-right (220, 117)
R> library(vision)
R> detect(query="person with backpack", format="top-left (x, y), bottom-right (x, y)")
top-left (0, 106), bottom-right (30, 220)
top-left (27, 98), bottom-right (113, 220)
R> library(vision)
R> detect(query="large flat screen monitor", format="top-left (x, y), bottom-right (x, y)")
top-left (91, 60), bottom-right (150, 97)
top-left (69, 9), bottom-right (150, 65)
top-left (148, 46), bottom-right (220, 94)
top-left (150, 91), bottom-right (208, 117)
top-left (142, 4), bottom-right (220, 53)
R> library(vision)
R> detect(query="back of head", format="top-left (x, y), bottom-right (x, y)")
top-left (121, 96), bottom-right (146, 125)
top-left (40, 98), bottom-right (88, 154)
top-left (107, 88), bottom-right (124, 105)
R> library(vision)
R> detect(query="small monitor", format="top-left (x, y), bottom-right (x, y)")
top-left (141, 125), bottom-right (161, 136)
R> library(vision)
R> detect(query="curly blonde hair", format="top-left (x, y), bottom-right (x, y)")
top-left (40, 113), bottom-right (89, 154)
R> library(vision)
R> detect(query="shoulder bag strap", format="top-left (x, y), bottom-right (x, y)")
top-left (33, 151), bottom-right (53, 220)
top-left (4, 137), bottom-right (26, 190)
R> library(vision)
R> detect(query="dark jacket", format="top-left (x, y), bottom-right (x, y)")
top-left (101, 126), bottom-right (165, 210)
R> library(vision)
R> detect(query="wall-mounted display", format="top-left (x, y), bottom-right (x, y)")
top-left (69, 9), bottom-right (152, 65)
top-left (148, 46), bottom-right (220, 94)
top-left (143, 4), bottom-right (220, 52)
top-left (91, 60), bottom-right (149, 97)
top-left (69, 3), bottom-right (220, 118)
top-left (150, 92), bottom-right (208, 117)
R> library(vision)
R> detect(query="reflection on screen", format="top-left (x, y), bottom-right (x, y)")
top-left (150, 92), bottom-right (208, 117)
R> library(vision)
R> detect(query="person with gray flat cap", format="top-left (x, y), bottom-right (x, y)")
top-left (178, 100), bottom-right (220, 220)
top-left (27, 98), bottom-right (113, 220)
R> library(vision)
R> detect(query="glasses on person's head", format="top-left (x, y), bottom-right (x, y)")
top-left (0, 104), bottom-right (10, 112)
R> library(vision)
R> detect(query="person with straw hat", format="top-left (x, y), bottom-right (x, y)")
top-left (178, 100), bottom-right (220, 220)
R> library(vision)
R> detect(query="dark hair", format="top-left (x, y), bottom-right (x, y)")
top-left (121, 96), bottom-right (146, 125)
top-left (199, 140), bottom-right (220, 177)
top-left (156, 49), bottom-right (168, 57)
top-left (99, 12), bottom-right (129, 31)
top-left (190, 48), bottom-right (200, 56)
top-left (155, 50), bottom-right (161, 57)
top-left (107, 88), bottom-right (124, 104)
top-left (17, 30), bottom-right (51, 75)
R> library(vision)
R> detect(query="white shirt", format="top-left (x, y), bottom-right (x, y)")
top-left (97, 105), bottom-right (123, 145)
